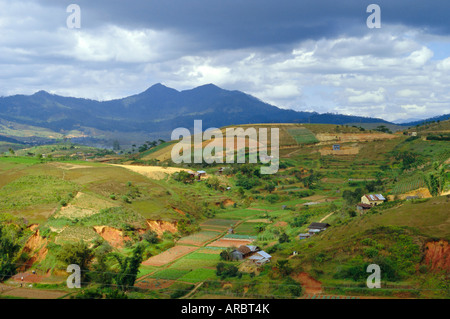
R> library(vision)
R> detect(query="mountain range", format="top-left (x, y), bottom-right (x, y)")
top-left (0, 83), bottom-right (447, 147)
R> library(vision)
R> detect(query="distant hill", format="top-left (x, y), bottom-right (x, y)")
top-left (0, 84), bottom-right (392, 146)
top-left (400, 114), bottom-right (450, 127)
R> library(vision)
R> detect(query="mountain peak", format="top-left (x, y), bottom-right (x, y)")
top-left (33, 90), bottom-right (51, 96)
top-left (142, 83), bottom-right (179, 95)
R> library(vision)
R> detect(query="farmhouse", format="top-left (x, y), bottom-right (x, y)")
top-left (248, 251), bottom-right (272, 265)
top-left (196, 170), bottom-right (207, 180)
top-left (298, 233), bottom-right (311, 240)
top-left (308, 222), bottom-right (330, 232)
top-left (230, 245), bottom-right (260, 260)
top-left (361, 194), bottom-right (385, 206)
top-left (356, 203), bottom-right (372, 213)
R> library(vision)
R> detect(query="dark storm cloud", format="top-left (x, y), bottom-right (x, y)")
top-left (39, 0), bottom-right (450, 50)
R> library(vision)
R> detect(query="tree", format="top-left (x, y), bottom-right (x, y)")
top-left (279, 232), bottom-right (290, 243)
top-left (216, 262), bottom-right (239, 279)
top-left (113, 244), bottom-right (144, 291)
top-left (57, 241), bottom-right (94, 283)
top-left (423, 163), bottom-right (447, 197)
top-left (142, 230), bottom-right (159, 244)
top-left (8, 148), bottom-right (15, 155)
top-left (0, 226), bottom-right (20, 282)
top-left (264, 182), bottom-right (276, 193)
top-left (172, 171), bottom-right (194, 184)
top-left (219, 248), bottom-right (234, 261)
top-left (276, 260), bottom-right (292, 276)
top-left (205, 176), bottom-right (221, 190)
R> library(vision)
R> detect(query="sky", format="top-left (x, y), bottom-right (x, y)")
top-left (1, 0), bottom-right (450, 122)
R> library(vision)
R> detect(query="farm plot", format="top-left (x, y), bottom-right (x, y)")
top-left (233, 222), bottom-right (259, 236)
top-left (177, 231), bottom-right (222, 246)
top-left (54, 226), bottom-right (100, 244)
top-left (150, 268), bottom-right (191, 280)
top-left (200, 219), bottom-right (239, 232)
top-left (178, 268), bottom-right (217, 283)
top-left (142, 245), bottom-right (198, 267)
top-left (207, 237), bottom-right (255, 248)
top-left (135, 278), bottom-right (174, 290)
top-left (392, 175), bottom-right (426, 194)
top-left (168, 252), bottom-right (221, 270)
top-left (288, 127), bottom-right (319, 145)
top-left (215, 209), bottom-right (261, 220)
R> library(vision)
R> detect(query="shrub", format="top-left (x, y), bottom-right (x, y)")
top-left (216, 262), bottom-right (240, 279)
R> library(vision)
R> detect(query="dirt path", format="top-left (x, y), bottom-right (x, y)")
top-left (181, 282), bottom-right (204, 299)
top-left (319, 212), bottom-right (334, 223)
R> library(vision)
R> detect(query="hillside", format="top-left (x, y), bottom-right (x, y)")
top-left (0, 121), bottom-right (448, 300)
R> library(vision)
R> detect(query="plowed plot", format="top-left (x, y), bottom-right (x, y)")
top-left (207, 238), bottom-right (254, 248)
top-left (142, 245), bottom-right (198, 266)
top-left (177, 231), bottom-right (221, 246)
top-left (135, 278), bottom-right (174, 290)
top-left (0, 284), bottom-right (68, 299)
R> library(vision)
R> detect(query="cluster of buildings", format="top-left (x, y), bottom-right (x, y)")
top-left (230, 245), bottom-right (272, 266)
top-left (298, 222), bottom-right (330, 240)
top-left (186, 170), bottom-right (208, 180)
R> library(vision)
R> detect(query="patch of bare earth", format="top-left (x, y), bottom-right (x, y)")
top-left (292, 272), bottom-right (322, 295)
top-left (207, 238), bottom-right (254, 248)
top-left (135, 279), bottom-right (175, 290)
top-left (93, 226), bottom-right (131, 249)
top-left (423, 240), bottom-right (450, 272)
top-left (0, 284), bottom-right (68, 299)
top-left (20, 230), bottom-right (48, 271)
top-left (146, 220), bottom-right (178, 237)
top-left (109, 164), bottom-right (191, 180)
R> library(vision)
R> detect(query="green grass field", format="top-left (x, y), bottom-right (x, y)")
top-left (178, 268), bottom-right (217, 283)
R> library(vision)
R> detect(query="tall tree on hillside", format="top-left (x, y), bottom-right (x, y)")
top-left (113, 244), bottom-right (144, 291)
top-left (57, 241), bottom-right (95, 284)
top-left (423, 163), bottom-right (447, 197)
top-left (0, 226), bottom-right (20, 282)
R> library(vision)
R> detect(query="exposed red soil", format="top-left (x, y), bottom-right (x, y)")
top-left (93, 226), bottom-right (131, 249)
top-left (146, 220), bottom-right (178, 237)
top-left (215, 199), bottom-right (235, 207)
top-left (11, 272), bottom-right (48, 284)
top-left (292, 272), bottom-right (323, 295)
top-left (423, 240), bottom-right (450, 272)
top-left (20, 230), bottom-right (48, 271)
top-left (274, 221), bottom-right (288, 227)
top-left (172, 207), bottom-right (186, 216)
